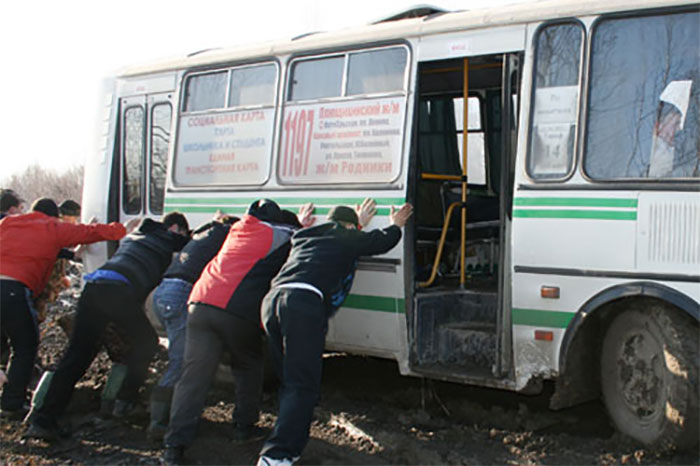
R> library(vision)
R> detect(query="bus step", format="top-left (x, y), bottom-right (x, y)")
top-left (437, 325), bottom-right (496, 369)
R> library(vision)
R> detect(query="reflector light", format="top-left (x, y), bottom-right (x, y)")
top-left (534, 330), bottom-right (554, 341)
top-left (540, 286), bottom-right (560, 299)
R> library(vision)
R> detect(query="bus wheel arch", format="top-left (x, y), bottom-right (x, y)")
top-left (552, 282), bottom-right (698, 449)
top-left (600, 300), bottom-right (698, 449)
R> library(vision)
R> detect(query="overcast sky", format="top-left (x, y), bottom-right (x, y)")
top-left (1, 0), bottom-right (532, 179)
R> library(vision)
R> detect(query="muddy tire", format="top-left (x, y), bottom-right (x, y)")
top-left (600, 303), bottom-right (699, 449)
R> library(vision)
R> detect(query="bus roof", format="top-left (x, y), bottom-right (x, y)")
top-left (120, 0), bottom-right (694, 77)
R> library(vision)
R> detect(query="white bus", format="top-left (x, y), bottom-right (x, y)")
top-left (82, 0), bottom-right (699, 448)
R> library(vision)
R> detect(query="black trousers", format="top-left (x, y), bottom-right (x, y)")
top-left (33, 281), bottom-right (158, 426)
top-left (0, 280), bottom-right (39, 411)
top-left (260, 288), bottom-right (327, 460)
top-left (165, 303), bottom-right (264, 448)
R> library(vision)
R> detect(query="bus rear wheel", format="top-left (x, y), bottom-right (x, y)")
top-left (600, 304), bottom-right (698, 450)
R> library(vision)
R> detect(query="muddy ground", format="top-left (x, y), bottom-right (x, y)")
top-left (1, 270), bottom-right (698, 465)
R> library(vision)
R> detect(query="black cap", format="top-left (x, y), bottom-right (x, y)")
top-left (30, 198), bottom-right (60, 218)
top-left (247, 199), bottom-right (282, 223)
top-left (59, 199), bottom-right (81, 217)
top-left (327, 205), bottom-right (359, 228)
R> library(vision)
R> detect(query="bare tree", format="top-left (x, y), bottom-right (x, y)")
top-left (2, 164), bottom-right (84, 208)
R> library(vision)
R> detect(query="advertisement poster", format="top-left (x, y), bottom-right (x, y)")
top-left (174, 108), bottom-right (275, 186)
top-left (278, 97), bottom-right (406, 184)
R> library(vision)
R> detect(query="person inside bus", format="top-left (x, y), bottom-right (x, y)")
top-left (0, 198), bottom-right (129, 421)
top-left (256, 200), bottom-right (413, 466)
top-left (161, 200), bottom-right (314, 466)
top-left (148, 212), bottom-right (239, 440)
top-left (25, 212), bottom-right (190, 440)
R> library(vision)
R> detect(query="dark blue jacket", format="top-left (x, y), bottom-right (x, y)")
top-left (271, 222), bottom-right (401, 315)
top-left (101, 218), bottom-right (188, 301)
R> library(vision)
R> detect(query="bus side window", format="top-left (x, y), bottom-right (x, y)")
top-left (584, 10), bottom-right (699, 180)
top-left (527, 22), bottom-right (583, 180)
top-left (149, 103), bottom-right (172, 214)
top-left (288, 56), bottom-right (344, 101)
top-left (183, 71), bottom-right (228, 112)
top-left (123, 105), bottom-right (144, 215)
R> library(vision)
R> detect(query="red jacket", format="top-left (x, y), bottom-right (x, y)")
top-left (189, 215), bottom-right (294, 323)
top-left (0, 212), bottom-right (126, 296)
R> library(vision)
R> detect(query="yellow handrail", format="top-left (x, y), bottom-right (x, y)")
top-left (420, 173), bottom-right (462, 181)
top-left (459, 57), bottom-right (469, 287)
top-left (417, 201), bottom-right (461, 288)
top-left (417, 58), bottom-right (469, 289)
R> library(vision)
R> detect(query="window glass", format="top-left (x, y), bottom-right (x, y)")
top-left (183, 71), bottom-right (227, 112)
top-left (149, 103), bottom-right (171, 214)
top-left (288, 56), bottom-right (344, 101)
top-left (527, 23), bottom-right (583, 179)
top-left (454, 97), bottom-right (486, 184)
top-left (347, 48), bottom-right (407, 95)
top-left (229, 64), bottom-right (277, 107)
top-left (453, 97), bottom-right (482, 131)
top-left (123, 106), bottom-right (144, 214)
top-left (585, 11), bottom-right (699, 179)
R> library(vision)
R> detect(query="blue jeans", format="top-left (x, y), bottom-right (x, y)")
top-left (152, 278), bottom-right (192, 388)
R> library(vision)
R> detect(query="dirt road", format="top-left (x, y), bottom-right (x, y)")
top-left (1, 279), bottom-right (698, 465)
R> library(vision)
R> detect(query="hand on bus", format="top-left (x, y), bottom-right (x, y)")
top-left (389, 203), bottom-right (413, 228)
top-left (124, 217), bottom-right (141, 234)
top-left (297, 203), bottom-right (316, 228)
top-left (356, 198), bottom-right (377, 228)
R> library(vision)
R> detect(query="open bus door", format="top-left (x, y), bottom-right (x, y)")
top-left (408, 48), bottom-right (521, 387)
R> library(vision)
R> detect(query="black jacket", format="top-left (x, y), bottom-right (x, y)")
top-left (164, 221), bottom-right (231, 284)
top-left (271, 222), bottom-right (402, 313)
top-left (101, 218), bottom-right (188, 301)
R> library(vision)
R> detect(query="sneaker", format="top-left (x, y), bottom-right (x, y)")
top-left (23, 421), bottom-right (70, 442)
top-left (256, 456), bottom-right (293, 466)
top-left (160, 446), bottom-right (185, 466)
top-left (0, 405), bottom-right (29, 421)
top-left (112, 399), bottom-right (137, 418)
top-left (232, 424), bottom-right (267, 444)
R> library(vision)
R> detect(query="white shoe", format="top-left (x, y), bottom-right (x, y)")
top-left (256, 456), bottom-right (293, 466)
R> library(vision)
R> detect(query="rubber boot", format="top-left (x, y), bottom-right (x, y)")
top-left (100, 363), bottom-right (128, 416)
top-left (147, 385), bottom-right (173, 441)
top-left (25, 371), bottom-right (54, 423)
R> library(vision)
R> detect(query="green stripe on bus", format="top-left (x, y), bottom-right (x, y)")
top-left (165, 205), bottom-right (394, 216)
top-left (513, 209), bottom-right (637, 220)
top-left (343, 294), bottom-right (405, 314)
top-left (514, 197), bottom-right (637, 208)
top-left (165, 197), bottom-right (405, 206)
top-left (164, 206), bottom-right (249, 214)
top-left (512, 308), bottom-right (574, 328)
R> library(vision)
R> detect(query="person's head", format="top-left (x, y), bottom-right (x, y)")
top-left (247, 199), bottom-right (282, 223)
top-left (30, 198), bottom-right (59, 218)
top-left (59, 199), bottom-right (81, 224)
top-left (161, 211), bottom-right (190, 236)
top-left (0, 189), bottom-right (24, 215)
top-left (327, 205), bottom-right (359, 230)
top-left (278, 210), bottom-right (302, 229)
